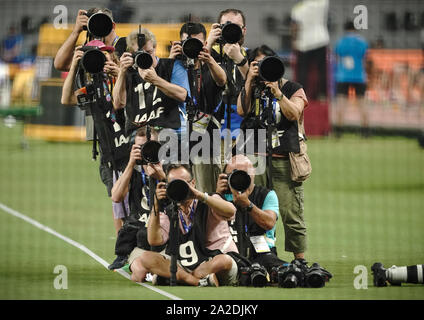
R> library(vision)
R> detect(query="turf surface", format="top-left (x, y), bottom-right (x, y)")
top-left (1, 122), bottom-right (423, 300)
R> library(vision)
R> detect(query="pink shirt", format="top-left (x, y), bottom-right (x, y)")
top-left (158, 195), bottom-right (238, 253)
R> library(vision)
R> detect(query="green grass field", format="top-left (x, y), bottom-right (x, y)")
top-left (0, 121), bottom-right (423, 300)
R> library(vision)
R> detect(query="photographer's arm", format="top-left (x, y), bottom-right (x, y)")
top-left (189, 185), bottom-right (236, 219)
top-left (113, 53), bottom-right (133, 110)
top-left (233, 191), bottom-right (276, 230)
top-left (111, 144), bottom-right (141, 202)
top-left (147, 182), bottom-right (168, 246)
top-left (237, 61), bottom-right (258, 116)
top-left (199, 47), bottom-right (227, 88)
top-left (54, 10), bottom-right (88, 72)
top-left (141, 68), bottom-right (187, 102)
top-left (61, 47), bottom-right (83, 105)
top-left (265, 81), bottom-right (305, 121)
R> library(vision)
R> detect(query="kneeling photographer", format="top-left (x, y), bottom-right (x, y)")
top-left (217, 154), bottom-right (285, 287)
top-left (108, 126), bottom-right (166, 270)
top-left (131, 164), bottom-right (239, 286)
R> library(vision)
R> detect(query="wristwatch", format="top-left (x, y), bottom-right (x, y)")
top-left (276, 93), bottom-right (284, 101)
top-left (236, 57), bottom-right (248, 67)
top-left (245, 201), bottom-right (254, 212)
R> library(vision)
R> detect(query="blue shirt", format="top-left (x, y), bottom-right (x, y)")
top-left (170, 60), bottom-right (190, 137)
top-left (334, 33), bottom-right (368, 84)
top-left (225, 190), bottom-right (279, 249)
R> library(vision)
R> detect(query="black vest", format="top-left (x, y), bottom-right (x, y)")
top-left (125, 58), bottom-right (181, 135)
top-left (228, 185), bottom-right (270, 260)
top-left (87, 73), bottom-right (130, 171)
top-left (239, 80), bottom-right (302, 154)
top-left (165, 201), bottom-right (221, 271)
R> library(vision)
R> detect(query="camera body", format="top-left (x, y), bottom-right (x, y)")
top-left (166, 179), bottom-right (193, 203)
top-left (79, 45), bottom-right (106, 74)
top-left (218, 21), bottom-right (243, 44)
top-left (239, 263), bottom-right (268, 287)
top-left (270, 261), bottom-right (333, 288)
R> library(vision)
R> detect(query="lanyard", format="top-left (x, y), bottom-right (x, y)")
top-left (178, 200), bottom-right (197, 234)
top-left (140, 169), bottom-right (151, 207)
top-left (112, 36), bottom-right (120, 47)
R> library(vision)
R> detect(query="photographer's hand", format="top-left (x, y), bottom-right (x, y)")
top-left (206, 23), bottom-right (221, 52)
top-left (265, 81), bottom-right (282, 99)
top-left (139, 66), bottom-right (159, 84)
top-left (145, 163), bottom-right (166, 181)
top-left (199, 47), bottom-right (227, 87)
top-left (216, 174), bottom-right (229, 195)
top-left (73, 9), bottom-right (88, 34)
top-left (223, 43), bottom-right (244, 64)
top-left (119, 52), bottom-right (134, 73)
top-left (169, 41), bottom-right (182, 59)
top-left (70, 46), bottom-right (83, 70)
top-left (128, 144), bottom-right (142, 167)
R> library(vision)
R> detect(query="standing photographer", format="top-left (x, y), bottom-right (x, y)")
top-left (206, 9), bottom-right (250, 154)
top-left (112, 27), bottom-right (187, 139)
top-left (108, 126), bottom-right (166, 270)
top-left (237, 45), bottom-right (309, 263)
top-left (130, 164), bottom-right (238, 286)
top-left (168, 22), bottom-right (226, 194)
top-left (216, 154), bottom-right (288, 274)
top-left (54, 8), bottom-right (119, 72)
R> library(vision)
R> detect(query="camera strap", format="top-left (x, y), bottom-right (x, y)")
top-left (178, 200), bottom-right (197, 234)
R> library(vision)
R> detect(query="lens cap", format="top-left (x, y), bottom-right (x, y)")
top-left (259, 56), bottom-right (285, 82)
top-left (167, 179), bottom-right (190, 202)
top-left (228, 170), bottom-right (251, 193)
top-left (182, 38), bottom-right (203, 59)
top-left (221, 23), bottom-right (242, 44)
top-left (88, 13), bottom-right (113, 38)
top-left (81, 49), bottom-right (106, 73)
top-left (135, 52), bottom-right (153, 69)
top-left (141, 140), bottom-right (161, 163)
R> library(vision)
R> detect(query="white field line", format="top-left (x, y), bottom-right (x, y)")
top-left (0, 202), bottom-right (182, 301)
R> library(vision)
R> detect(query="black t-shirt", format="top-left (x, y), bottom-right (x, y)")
top-left (125, 58), bottom-right (182, 135)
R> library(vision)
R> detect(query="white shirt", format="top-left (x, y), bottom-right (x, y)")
top-left (291, 0), bottom-right (330, 52)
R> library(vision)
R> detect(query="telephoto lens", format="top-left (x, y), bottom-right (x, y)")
top-left (220, 22), bottom-right (243, 44)
top-left (134, 51), bottom-right (153, 69)
top-left (258, 56), bottom-right (285, 82)
top-left (85, 12), bottom-right (113, 38)
top-left (181, 38), bottom-right (204, 59)
top-left (227, 170), bottom-right (251, 193)
top-left (166, 179), bottom-right (191, 202)
top-left (81, 48), bottom-right (106, 74)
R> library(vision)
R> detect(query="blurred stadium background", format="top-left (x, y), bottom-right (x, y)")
top-left (0, 0), bottom-right (423, 300)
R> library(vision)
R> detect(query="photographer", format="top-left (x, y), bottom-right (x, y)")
top-left (54, 8), bottom-right (119, 72)
top-left (217, 154), bottom-right (287, 274)
top-left (237, 45), bottom-right (309, 263)
top-left (108, 126), bottom-right (166, 271)
top-left (206, 9), bottom-right (250, 146)
top-left (112, 27), bottom-right (187, 138)
top-left (168, 22), bottom-right (226, 194)
top-left (60, 42), bottom-right (128, 235)
top-left (130, 164), bottom-right (238, 286)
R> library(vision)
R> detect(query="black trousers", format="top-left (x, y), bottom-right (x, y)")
top-left (296, 46), bottom-right (328, 100)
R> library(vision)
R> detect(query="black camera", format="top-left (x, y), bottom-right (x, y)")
top-left (304, 263), bottom-right (333, 288)
top-left (133, 50), bottom-right (153, 69)
top-left (219, 21), bottom-right (243, 44)
top-left (239, 263), bottom-right (268, 287)
top-left (166, 179), bottom-right (192, 203)
top-left (79, 46), bottom-right (106, 74)
top-left (257, 56), bottom-right (285, 83)
top-left (227, 169), bottom-right (251, 193)
top-left (180, 38), bottom-right (204, 60)
top-left (83, 12), bottom-right (113, 38)
top-left (276, 261), bottom-right (305, 288)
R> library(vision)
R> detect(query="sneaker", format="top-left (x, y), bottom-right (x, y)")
top-left (371, 262), bottom-right (387, 287)
top-left (108, 255), bottom-right (128, 270)
top-left (198, 273), bottom-right (219, 287)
